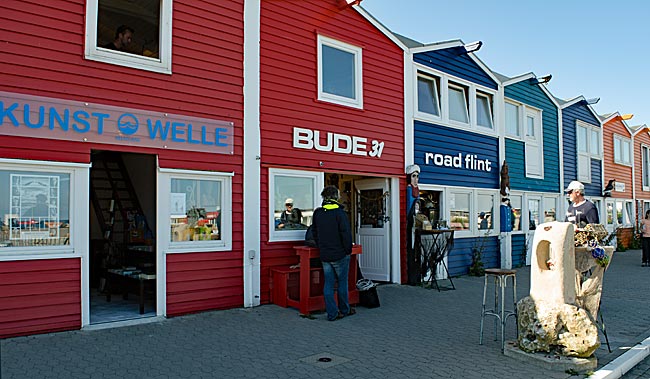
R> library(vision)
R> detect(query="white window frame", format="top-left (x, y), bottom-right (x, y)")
top-left (447, 82), bottom-right (470, 125)
top-left (84, 0), bottom-right (173, 74)
top-left (524, 107), bottom-right (543, 179)
top-left (476, 191), bottom-right (497, 233)
top-left (576, 121), bottom-right (600, 183)
top-left (415, 72), bottom-right (441, 119)
top-left (268, 168), bottom-right (323, 242)
top-left (317, 35), bottom-right (363, 109)
top-left (613, 134), bottom-right (632, 166)
top-left (642, 144), bottom-right (650, 191)
top-left (159, 168), bottom-right (233, 253)
top-left (505, 101), bottom-right (521, 138)
top-left (509, 194), bottom-right (524, 233)
top-left (0, 159), bottom-right (89, 260)
top-left (476, 91), bottom-right (494, 130)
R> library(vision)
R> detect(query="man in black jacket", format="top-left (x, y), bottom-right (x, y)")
top-left (312, 185), bottom-right (354, 321)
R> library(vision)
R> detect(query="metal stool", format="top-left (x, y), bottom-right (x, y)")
top-left (479, 268), bottom-right (517, 352)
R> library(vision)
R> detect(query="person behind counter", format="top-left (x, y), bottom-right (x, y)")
top-left (311, 185), bottom-right (355, 321)
top-left (104, 25), bottom-right (134, 52)
top-left (277, 198), bottom-right (303, 229)
top-left (564, 180), bottom-right (599, 228)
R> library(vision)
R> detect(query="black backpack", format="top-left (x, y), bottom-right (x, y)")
top-left (304, 225), bottom-right (317, 247)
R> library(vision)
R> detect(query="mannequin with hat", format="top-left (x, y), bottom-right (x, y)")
top-left (405, 164), bottom-right (421, 285)
top-left (564, 181), bottom-right (599, 228)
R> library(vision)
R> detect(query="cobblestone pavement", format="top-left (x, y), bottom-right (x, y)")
top-left (1, 248), bottom-right (649, 379)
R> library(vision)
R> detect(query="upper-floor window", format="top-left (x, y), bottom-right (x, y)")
top-left (85, 0), bottom-right (173, 74)
top-left (576, 121), bottom-right (600, 183)
top-left (476, 92), bottom-right (493, 129)
top-left (614, 134), bottom-right (632, 165)
top-left (448, 82), bottom-right (469, 124)
top-left (317, 35), bottom-right (363, 109)
top-left (505, 101), bottom-right (520, 137)
top-left (643, 145), bottom-right (650, 190)
top-left (417, 73), bottom-right (440, 117)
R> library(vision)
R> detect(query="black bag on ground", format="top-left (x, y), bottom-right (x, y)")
top-left (357, 278), bottom-right (380, 308)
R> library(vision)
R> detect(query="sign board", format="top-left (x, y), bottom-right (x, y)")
top-left (0, 91), bottom-right (234, 154)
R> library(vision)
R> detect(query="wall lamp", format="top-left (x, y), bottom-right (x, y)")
top-left (530, 74), bottom-right (552, 85)
top-left (586, 97), bottom-right (600, 104)
top-left (462, 41), bottom-right (483, 54)
top-left (339, 0), bottom-right (362, 7)
top-left (621, 114), bottom-right (634, 120)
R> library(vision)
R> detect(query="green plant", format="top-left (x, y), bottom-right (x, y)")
top-left (468, 231), bottom-right (490, 276)
top-left (631, 231), bottom-right (642, 249)
top-left (617, 241), bottom-right (627, 252)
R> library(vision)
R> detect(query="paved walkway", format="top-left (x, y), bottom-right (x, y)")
top-left (1, 248), bottom-right (649, 379)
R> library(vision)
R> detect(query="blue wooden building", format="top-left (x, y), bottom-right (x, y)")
top-left (497, 72), bottom-right (562, 267)
top-left (399, 37), bottom-right (502, 277)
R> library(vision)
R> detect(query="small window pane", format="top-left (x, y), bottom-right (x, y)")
top-left (528, 199), bottom-right (540, 230)
top-left (590, 130), bottom-right (599, 155)
top-left (2, 170), bottom-right (70, 248)
top-left (510, 195), bottom-right (522, 232)
top-left (477, 193), bottom-right (494, 231)
top-left (476, 94), bottom-right (493, 129)
top-left (543, 198), bottom-right (556, 223)
top-left (274, 176), bottom-right (314, 231)
top-left (450, 192), bottom-right (470, 231)
top-left (322, 45), bottom-right (355, 99)
top-left (97, 0), bottom-right (161, 58)
top-left (170, 178), bottom-right (222, 242)
top-left (505, 103), bottom-right (520, 137)
top-left (643, 146), bottom-right (650, 187)
top-left (417, 75), bottom-right (440, 116)
top-left (606, 202), bottom-right (614, 224)
top-left (623, 140), bottom-right (631, 164)
top-left (616, 202), bottom-right (623, 224)
top-left (578, 126), bottom-right (588, 153)
top-left (614, 138), bottom-right (621, 161)
top-left (526, 115), bottom-right (535, 137)
top-left (448, 86), bottom-right (468, 123)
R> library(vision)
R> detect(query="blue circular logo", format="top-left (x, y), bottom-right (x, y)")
top-left (117, 113), bottom-right (139, 135)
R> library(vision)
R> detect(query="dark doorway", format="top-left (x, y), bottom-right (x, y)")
top-left (89, 150), bottom-right (157, 323)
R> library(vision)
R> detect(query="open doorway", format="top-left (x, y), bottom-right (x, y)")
top-left (324, 173), bottom-right (391, 282)
top-left (89, 150), bottom-right (157, 324)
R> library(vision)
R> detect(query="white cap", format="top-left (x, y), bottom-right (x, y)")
top-left (565, 181), bottom-right (584, 192)
top-left (406, 164), bottom-right (420, 175)
top-left (285, 198), bottom-right (293, 205)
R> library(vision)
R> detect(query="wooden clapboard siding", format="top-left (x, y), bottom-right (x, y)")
top-left (258, 1), bottom-right (405, 299)
top-left (511, 233), bottom-right (528, 268)
top-left (603, 117), bottom-right (633, 199)
top-left (561, 102), bottom-right (602, 197)
top-left (504, 80), bottom-right (560, 193)
top-left (0, 258), bottom-right (81, 338)
top-left (447, 236), bottom-right (499, 277)
top-left (414, 121), bottom-right (500, 189)
top-left (0, 1), bottom-right (246, 326)
top-left (413, 47), bottom-right (498, 90)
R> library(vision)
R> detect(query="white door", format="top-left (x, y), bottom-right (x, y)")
top-left (355, 178), bottom-right (390, 281)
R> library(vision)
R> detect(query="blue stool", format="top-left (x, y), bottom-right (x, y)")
top-left (479, 268), bottom-right (517, 352)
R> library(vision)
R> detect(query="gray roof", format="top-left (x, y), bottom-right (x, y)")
top-left (394, 33), bottom-right (424, 48)
top-left (492, 71), bottom-right (511, 83)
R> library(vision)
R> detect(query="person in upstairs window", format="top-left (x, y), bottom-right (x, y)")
top-left (312, 185), bottom-right (354, 321)
top-left (103, 25), bottom-right (134, 52)
top-left (565, 181), bottom-right (599, 228)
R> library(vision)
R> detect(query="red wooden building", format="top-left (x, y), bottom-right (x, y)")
top-left (633, 123), bottom-right (650, 222)
top-left (0, 0), bottom-right (245, 338)
top-left (256, 0), bottom-right (407, 302)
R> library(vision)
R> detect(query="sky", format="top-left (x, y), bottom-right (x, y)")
top-left (363, 0), bottom-right (650, 127)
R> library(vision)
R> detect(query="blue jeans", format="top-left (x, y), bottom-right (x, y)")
top-left (322, 255), bottom-right (351, 320)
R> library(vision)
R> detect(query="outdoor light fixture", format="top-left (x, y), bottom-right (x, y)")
top-left (621, 114), bottom-right (634, 120)
top-left (536, 74), bottom-right (552, 84)
top-left (586, 97), bottom-right (600, 104)
top-left (462, 41), bottom-right (483, 54)
top-left (339, 0), bottom-right (362, 7)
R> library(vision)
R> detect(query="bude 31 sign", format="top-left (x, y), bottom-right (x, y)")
top-left (293, 127), bottom-right (384, 158)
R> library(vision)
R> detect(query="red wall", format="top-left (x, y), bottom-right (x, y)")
top-left (0, 258), bottom-right (81, 338)
top-left (603, 117), bottom-right (633, 199)
top-left (258, 1), bottom-right (405, 300)
top-left (635, 127), bottom-right (650, 201)
top-left (0, 1), bottom-right (246, 327)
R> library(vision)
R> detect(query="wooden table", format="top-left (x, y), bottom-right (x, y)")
top-left (105, 269), bottom-right (156, 314)
top-left (290, 245), bottom-right (362, 315)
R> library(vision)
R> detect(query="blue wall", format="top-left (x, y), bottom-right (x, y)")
top-left (448, 236), bottom-right (500, 276)
top-left (413, 47), bottom-right (498, 90)
top-left (504, 80), bottom-right (560, 193)
top-left (414, 121), bottom-right (500, 189)
top-left (511, 233), bottom-right (527, 268)
top-left (561, 102), bottom-right (602, 197)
